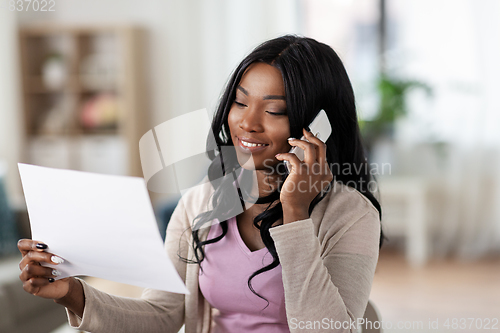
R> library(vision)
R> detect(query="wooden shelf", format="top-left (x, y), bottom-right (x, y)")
top-left (19, 25), bottom-right (148, 177)
top-left (24, 75), bottom-right (79, 93)
top-left (80, 127), bottom-right (119, 136)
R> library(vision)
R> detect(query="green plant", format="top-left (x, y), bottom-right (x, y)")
top-left (360, 74), bottom-right (432, 146)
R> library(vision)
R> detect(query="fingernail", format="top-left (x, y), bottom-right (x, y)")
top-left (287, 137), bottom-right (296, 141)
top-left (51, 256), bottom-right (64, 264)
top-left (36, 243), bottom-right (47, 249)
top-left (48, 278), bottom-right (55, 283)
top-left (52, 269), bottom-right (61, 277)
top-left (275, 154), bottom-right (281, 158)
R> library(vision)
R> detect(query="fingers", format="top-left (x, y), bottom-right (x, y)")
top-left (19, 248), bottom-right (64, 271)
top-left (288, 128), bottom-right (328, 164)
top-left (279, 128), bottom-right (332, 181)
top-left (20, 263), bottom-right (58, 282)
top-left (20, 263), bottom-right (59, 296)
top-left (275, 152), bottom-right (302, 173)
top-left (18, 239), bottom-right (48, 256)
top-left (287, 129), bottom-right (329, 173)
top-left (23, 277), bottom-right (53, 295)
top-left (303, 128), bottom-right (328, 165)
top-left (304, 130), bottom-right (332, 178)
top-left (288, 136), bottom-right (317, 164)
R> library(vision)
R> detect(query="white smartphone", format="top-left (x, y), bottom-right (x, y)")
top-left (285, 109), bottom-right (332, 173)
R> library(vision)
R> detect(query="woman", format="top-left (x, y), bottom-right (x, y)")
top-left (18, 35), bottom-right (383, 333)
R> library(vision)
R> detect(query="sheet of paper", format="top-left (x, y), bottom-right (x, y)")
top-left (18, 163), bottom-right (189, 294)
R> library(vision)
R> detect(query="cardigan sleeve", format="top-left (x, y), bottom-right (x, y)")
top-left (65, 197), bottom-right (191, 333)
top-left (269, 209), bottom-right (380, 333)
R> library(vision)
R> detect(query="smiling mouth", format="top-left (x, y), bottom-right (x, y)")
top-left (240, 139), bottom-right (267, 147)
top-left (236, 138), bottom-right (269, 152)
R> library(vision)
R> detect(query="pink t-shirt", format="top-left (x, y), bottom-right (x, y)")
top-left (198, 216), bottom-right (289, 333)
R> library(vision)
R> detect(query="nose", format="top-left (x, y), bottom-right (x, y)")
top-left (239, 107), bottom-right (264, 133)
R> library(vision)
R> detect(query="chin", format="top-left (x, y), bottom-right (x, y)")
top-left (234, 158), bottom-right (260, 171)
top-left (234, 147), bottom-right (280, 170)
top-left (235, 153), bottom-right (256, 170)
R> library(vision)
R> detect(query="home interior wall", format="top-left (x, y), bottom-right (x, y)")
top-left (12, 0), bottom-right (301, 205)
top-left (0, 10), bottom-right (24, 208)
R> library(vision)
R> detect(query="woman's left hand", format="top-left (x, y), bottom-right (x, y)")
top-left (275, 128), bottom-right (333, 224)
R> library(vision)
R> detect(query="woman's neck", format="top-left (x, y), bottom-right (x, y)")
top-left (255, 170), bottom-right (281, 197)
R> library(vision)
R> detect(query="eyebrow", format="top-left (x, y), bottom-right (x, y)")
top-left (237, 85), bottom-right (285, 101)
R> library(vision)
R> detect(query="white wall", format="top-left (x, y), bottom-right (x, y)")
top-left (8, 0), bottom-right (301, 204)
top-left (0, 10), bottom-right (24, 208)
top-left (17, 0), bottom-right (300, 125)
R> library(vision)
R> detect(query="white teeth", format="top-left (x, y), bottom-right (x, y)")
top-left (241, 140), bottom-right (265, 147)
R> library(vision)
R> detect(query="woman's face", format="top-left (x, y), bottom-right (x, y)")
top-left (228, 62), bottom-right (291, 171)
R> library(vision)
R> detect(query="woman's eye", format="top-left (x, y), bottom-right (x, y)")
top-left (266, 111), bottom-right (287, 116)
top-left (235, 101), bottom-right (247, 107)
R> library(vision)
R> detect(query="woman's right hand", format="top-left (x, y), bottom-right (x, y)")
top-left (18, 239), bottom-right (71, 300)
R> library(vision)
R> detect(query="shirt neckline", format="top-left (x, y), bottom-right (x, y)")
top-left (230, 216), bottom-right (268, 256)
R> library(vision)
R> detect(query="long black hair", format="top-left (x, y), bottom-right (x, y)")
top-left (183, 35), bottom-right (384, 307)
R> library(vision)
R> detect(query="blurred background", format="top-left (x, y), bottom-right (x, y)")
top-left (1, 0), bottom-right (499, 332)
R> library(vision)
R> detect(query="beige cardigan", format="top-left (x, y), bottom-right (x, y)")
top-left (67, 179), bottom-right (380, 333)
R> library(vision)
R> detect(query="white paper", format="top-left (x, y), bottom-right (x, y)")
top-left (18, 163), bottom-right (189, 294)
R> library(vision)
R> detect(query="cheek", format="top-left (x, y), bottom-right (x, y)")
top-left (227, 108), bottom-right (238, 138)
top-left (269, 125), bottom-right (291, 151)
top-left (279, 138), bottom-right (292, 152)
